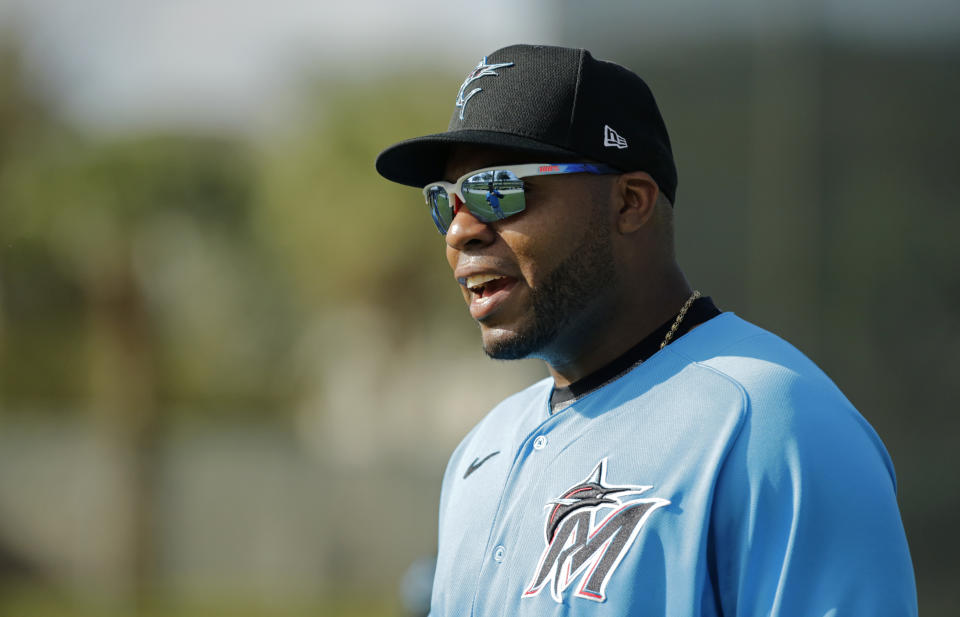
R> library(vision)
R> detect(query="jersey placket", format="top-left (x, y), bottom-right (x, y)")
top-left (469, 398), bottom-right (579, 616)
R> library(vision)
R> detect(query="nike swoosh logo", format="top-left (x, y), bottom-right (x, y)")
top-left (463, 451), bottom-right (500, 479)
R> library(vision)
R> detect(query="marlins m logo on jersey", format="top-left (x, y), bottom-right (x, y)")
top-left (522, 459), bottom-right (669, 603)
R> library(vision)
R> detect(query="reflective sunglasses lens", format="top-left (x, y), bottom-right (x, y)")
top-left (425, 186), bottom-right (453, 234)
top-left (461, 170), bottom-right (526, 223)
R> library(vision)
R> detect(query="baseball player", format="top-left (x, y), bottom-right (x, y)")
top-left (375, 44), bottom-right (917, 616)
top-left (485, 181), bottom-right (505, 219)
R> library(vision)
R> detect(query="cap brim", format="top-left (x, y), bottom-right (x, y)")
top-left (375, 129), bottom-right (589, 188)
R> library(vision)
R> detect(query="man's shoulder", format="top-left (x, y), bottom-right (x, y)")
top-left (670, 312), bottom-right (843, 399)
top-left (666, 312), bottom-right (864, 440)
top-left (669, 313), bottom-right (895, 483)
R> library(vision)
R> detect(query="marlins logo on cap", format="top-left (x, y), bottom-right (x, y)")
top-left (455, 57), bottom-right (515, 121)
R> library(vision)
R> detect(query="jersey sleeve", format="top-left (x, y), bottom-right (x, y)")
top-left (707, 371), bottom-right (917, 617)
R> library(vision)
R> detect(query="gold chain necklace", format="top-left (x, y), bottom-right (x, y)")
top-left (660, 290), bottom-right (701, 349)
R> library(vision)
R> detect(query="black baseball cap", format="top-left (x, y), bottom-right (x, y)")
top-left (375, 44), bottom-right (678, 204)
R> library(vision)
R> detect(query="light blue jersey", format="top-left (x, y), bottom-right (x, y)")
top-left (430, 313), bottom-right (917, 616)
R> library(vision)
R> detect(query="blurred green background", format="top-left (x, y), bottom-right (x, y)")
top-left (0, 1), bottom-right (958, 615)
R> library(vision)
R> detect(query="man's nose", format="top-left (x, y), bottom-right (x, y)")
top-left (445, 196), bottom-right (496, 250)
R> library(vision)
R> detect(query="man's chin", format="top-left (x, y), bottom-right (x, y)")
top-left (483, 340), bottom-right (530, 360)
top-left (480, 324), bottom-right (555, 360)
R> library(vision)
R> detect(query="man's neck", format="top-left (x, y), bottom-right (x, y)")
top-left (544, 275), bottom-right (693, 388)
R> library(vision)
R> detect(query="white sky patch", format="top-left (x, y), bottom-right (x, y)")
top-left (0, 0), bottom-right (956, 133)
top-left (0, 0), bottom-right (554, 132)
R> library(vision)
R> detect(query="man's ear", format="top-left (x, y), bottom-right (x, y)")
top-left (615, 171), bottom-right (660, 234)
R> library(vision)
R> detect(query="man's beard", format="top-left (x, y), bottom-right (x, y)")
top-left (483, 219), bottom-right (616, 361)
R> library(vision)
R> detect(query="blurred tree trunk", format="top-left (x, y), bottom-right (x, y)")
top-left (86, 251), bottom-right (158, 611)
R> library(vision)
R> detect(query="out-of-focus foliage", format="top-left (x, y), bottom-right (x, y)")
top-left (0, 130), bottom-right (283, 411)
top-left (0, 37), bottom-right (475, 612)
top-left (0, 47), bottom-right (465, 417)
top-left (253, 77), bottom-right (458, 326)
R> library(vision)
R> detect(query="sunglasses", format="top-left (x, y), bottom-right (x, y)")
top-left (423, 162), bottom-right (620, 235)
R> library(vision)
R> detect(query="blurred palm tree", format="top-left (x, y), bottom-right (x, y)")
top-left (0, 40), bottom-right (266, 603)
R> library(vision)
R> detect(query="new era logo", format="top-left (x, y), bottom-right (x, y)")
top-left (603, 125), bottom-right (628, 149)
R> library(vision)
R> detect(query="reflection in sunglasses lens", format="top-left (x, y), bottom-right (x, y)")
top-left (427, 169), bottom-right (530, 234)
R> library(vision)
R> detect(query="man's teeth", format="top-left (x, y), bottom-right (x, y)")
top-left (466, 273), bottom-right (505, 292)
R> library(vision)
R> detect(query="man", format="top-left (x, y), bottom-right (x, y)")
top-left (375, 44), bottom-right (917, 616)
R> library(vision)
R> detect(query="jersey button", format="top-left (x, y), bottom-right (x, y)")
top-left (533, 435), bottom-right (548, 450)
top-left (494, 546), bottom-right (506, 562)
